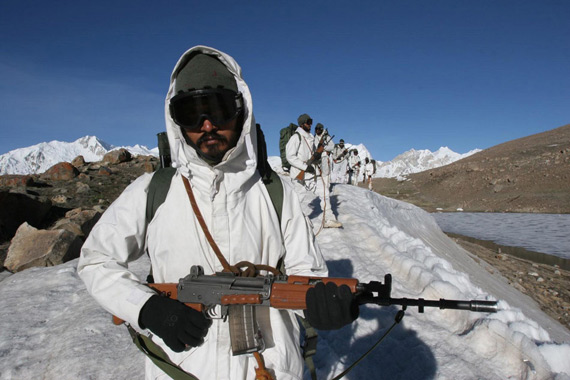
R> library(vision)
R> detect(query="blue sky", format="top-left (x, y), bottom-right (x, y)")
top-left (1, 1), bottom-right (568, 162)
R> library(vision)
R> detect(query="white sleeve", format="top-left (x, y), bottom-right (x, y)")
top-left (77, 173), bottom-right (156, 329)
top-left (324, 136), bottom-right (335, 153)
top-left (285, 134), bottom-right (308, 171)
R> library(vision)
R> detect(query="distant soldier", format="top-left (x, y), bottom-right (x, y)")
top-left (331, 139), bottom-right (349, 183)
top-left (364, 157), bottom-right (374, 190)
top-left (314, 123), bottom-right (342, 228)
top-left (348, 149), bottom-right (361, 185)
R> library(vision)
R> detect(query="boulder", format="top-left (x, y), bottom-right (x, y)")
top-left (97, 166), bottom-right (113, 176)
top-left (102, 148), bottom-right (132, 164)
top-left (71, 155), bottom-right (86, 167)
top-left (5, 222), bottom-right (83, 272)
top-left (143, 161), bottom-right (157, 173)
top-left (52, 208), bottom-right (102, 237)
top-left (76, 182), bottom-right (91, 194)
top-left (0, 175), bottom-right (35, 187)
top-left (41, 162), bottom-right (79, 181)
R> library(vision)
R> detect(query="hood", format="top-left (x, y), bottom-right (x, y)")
top-left (164, 46), bottom-right (259, 196)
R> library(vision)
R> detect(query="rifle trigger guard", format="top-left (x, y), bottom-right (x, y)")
top-left (204, 304), bottom-right (226, 320)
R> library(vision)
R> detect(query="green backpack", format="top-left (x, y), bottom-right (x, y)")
top-left (279, 123), bottom-right (298, 171)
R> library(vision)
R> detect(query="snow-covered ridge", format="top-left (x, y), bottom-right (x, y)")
top-left (0, 135), bottom-right (477, 177)
top-left (0, 136), bottom-right (158, 175)
top-left (375, 146), bottom-right (481, 179)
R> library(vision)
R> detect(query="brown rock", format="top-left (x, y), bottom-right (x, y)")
top-left (102, 148), bottom-right (132, 164)
top-left (76, 182), bottom-right (91, 193)
top-left (143, 161), bottom-right (157, 173)
top-left (41, 162), bottom-right (79, 181)
top-left (97, 166), bottom-right (113, 176)
top-left (58, 208), bottom-right (102, 236)
top-left (71, 155), bottom-right (86, 167)
top-left (5, 222), bottom-right (83, 272)
top-left (0, 175), bottom-right (35, 187)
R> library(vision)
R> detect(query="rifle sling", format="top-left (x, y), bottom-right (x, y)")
top-left (127, 325), bottom-right (199, 380)
top-left (181, 175), bottom-right (236, 274)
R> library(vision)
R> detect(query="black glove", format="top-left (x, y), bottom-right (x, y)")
top-left (305, 165), bottom-right (316, 174)
top-left (139, 295), bottom-right (212, 352)
top-left (304, 282), bottom-right (359, 330)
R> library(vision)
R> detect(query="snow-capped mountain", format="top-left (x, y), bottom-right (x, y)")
top-left (375, 146), bottom-right (481, 179)
top-left (0, 136), bottom-right (478, 178)
top-left (0, 136), bottom-right (157, 175)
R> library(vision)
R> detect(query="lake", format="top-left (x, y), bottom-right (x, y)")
top-left (431, 212), bottom-right (570, 261)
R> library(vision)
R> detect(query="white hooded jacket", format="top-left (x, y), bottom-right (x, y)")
top-left (285, 126), bottom-right (315, 182)
top-left (77, 46), bottom-right (328, 380)
top-left (313, 131), bottom-right (334, 177)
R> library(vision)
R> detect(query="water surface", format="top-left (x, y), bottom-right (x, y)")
top-left (431, 212), bottom-right (570, 260)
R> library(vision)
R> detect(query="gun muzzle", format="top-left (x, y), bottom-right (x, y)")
top-left (157, 132), bottom-right (171, 168)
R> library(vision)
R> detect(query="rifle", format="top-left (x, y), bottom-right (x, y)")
top-left (157, 132), bottom-right (171, 169)
top-left (113, 265), bottom-right (497, 355)
top-left (295, 134), bottom-right (335, 181)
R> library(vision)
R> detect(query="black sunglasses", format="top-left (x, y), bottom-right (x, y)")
top-left (170, 88), bottom-right (244, 132)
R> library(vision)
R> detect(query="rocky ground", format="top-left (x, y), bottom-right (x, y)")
top-left (0, 150), bottom-right (155, 271)
top-left (446, 233), bottom-right (570, 331)
top-left (371, 124), bottom-right (570, 214)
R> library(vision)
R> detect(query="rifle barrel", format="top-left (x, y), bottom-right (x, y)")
top-left (364, 296), bottom-right (498, 313)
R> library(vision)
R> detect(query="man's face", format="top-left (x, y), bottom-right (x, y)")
top-left (183, 118), bottom-right (240, 161)
top-left (315, 127), bottom-right (323, 136)
top-left (339, 142), bottom-right (344, 148)
top-left (301, 121), bottom-right (312, 133)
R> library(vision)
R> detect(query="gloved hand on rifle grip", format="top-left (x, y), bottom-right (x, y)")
top-left (305, 165), bottom-right (316, 174)
top-left (304, 282), bottom-right (359, 330)
top-left (139, 295), bottom-right (212, 352)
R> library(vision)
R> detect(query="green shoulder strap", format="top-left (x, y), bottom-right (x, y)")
top-left (145, 166), bottom-right (282, 226)
top-left (146, 125), bottom-right (284, 226)
top-left (145, 166), bottom-right (176, 226)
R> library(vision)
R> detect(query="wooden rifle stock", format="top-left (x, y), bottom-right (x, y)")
top-left (110, 269), bottom-right (497, 325)
top-left (294, 144), bottom-right (325, 181)
top-left (111, 276), bottom-right (359, 325)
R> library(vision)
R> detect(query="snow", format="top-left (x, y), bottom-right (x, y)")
top-left (373, 147), bottom-right (482, 179)
top-left (0, 135), bottom-right (478, 180)
top-left (0, 136), bottom-right (157, 175)
top-left (1, 181), bottom-right (569, 379)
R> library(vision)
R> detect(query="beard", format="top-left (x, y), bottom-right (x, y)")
top-left (196, 132), bottom-right (229, 161)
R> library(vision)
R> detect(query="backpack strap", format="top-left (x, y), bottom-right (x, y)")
top-left (262, 169), bottom-right (283, 224)
top-left (145, 166), bottom-right (176, 226)
top-left (256, 123), bottom-right (284, 223)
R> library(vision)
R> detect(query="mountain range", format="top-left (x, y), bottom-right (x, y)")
top-left (0, 136), bottom-right (478, 178)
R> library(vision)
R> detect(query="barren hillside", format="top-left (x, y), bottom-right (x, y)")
top-left (371, 124), bottom-right (570, 213)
